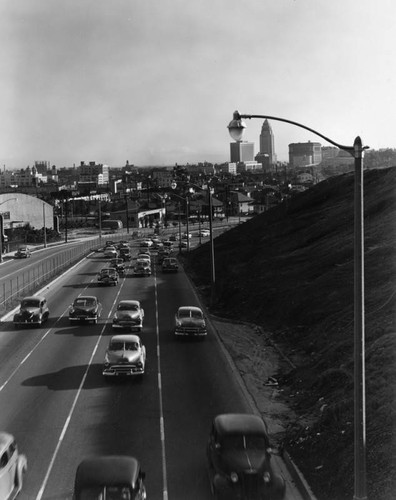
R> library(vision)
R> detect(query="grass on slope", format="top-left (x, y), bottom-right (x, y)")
top-left (183, 167), bottom-right (396, 500)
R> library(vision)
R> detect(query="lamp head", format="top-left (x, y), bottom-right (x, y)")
top-left (228, 110), bottom-right (247, 141)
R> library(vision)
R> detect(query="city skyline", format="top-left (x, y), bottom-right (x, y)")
top-left (1, 0), bottom-right (395, 170)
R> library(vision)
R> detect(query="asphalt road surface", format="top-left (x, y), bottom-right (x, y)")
top-left (0, 241), bottom-right (305, 500)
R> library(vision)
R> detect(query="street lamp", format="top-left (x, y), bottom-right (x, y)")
top-left (171, 183), bottom-right (191, 253)
top-left (228, 111), bottom-right (368, 500)
top-left (0, 197), bottom-right (18, 263)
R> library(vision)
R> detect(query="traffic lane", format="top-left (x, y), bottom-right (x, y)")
top-left (0, 257), bottom-right (160, 498)
top-left (0, 255), bottom-right (107, 384)
top-left (156, 268), bottom-right (253, 500)
top-left (34, 272), bottom-right (165, 498)
top-left (0, 241), bottom-right (99, 307)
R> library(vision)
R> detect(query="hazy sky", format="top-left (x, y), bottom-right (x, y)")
top-left (1, 0), bottom-right (395, 169)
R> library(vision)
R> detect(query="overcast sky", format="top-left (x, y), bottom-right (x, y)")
top-left (1, 0), bottom-right (394, 169)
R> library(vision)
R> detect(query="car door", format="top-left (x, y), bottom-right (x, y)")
top-left (0, 446), bottom-right (15, 499)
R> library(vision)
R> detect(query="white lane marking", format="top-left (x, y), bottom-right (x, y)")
top-left (154, 269), bottom-right (169, 500)
top-left (35, 321), bottom-right (107, 500)
top-left (35, 273), bottom-right (125, 498)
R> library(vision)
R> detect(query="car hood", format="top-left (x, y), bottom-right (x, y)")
top-left (114, 311), bottom-right (141, 320)
top-left (178, 318), bottom-right (205, 327)
top-left (72, 306), bottom-right (97, 313)
top-left (220, 450), bottom-right (268, 473)
top-left (19, 307), bottom-right (39, 316)
top-left (106, 351), bottom-right (142, 363)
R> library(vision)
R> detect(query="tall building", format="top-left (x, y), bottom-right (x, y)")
top-left (230, 141), bottom-right (255, 163)
top-left (259, 119), bottom-right (276, 165)
top-left (289, 142), bottom-right (322, 168)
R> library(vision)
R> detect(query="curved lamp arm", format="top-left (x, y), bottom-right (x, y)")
top-left (228, 110), bottom-right (368, 156)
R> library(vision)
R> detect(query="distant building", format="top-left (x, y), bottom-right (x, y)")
top-left (79, 162), bottom-right (109, 186)
top-left (289, 142), bottom-right (322, 168)
top-left (230, 141), bottom-right (255, 163)
top-left (259, 119), bottom-right (277, 166)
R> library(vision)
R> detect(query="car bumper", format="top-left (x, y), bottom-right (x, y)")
top-left (103, 365), bottom-right (144, 376)
top-left (14, 319), bottom-right (40, 325)
top-left (69, 316), bottom-right (97, 321)
top-left (112, 323), bottom-right (142, 330)
top-left (175, 328), bottom-right (207, 336)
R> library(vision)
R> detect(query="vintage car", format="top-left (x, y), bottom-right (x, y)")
top-left (110, 258), bottom-right (126, 275)
top-left (162, 257), bottom-right (179, 273)
top-left (69, 296), bottom-right (102, 324)
top-left (13, 295), bottom-right (49, 327)
top-left (0, 432), bottom-right (27, 500)
top-left (112, 300), bottom-right (144, 331)
top-left (207, 413), bottom-right (285, 500)
top-left (139, 239), bottom-right (153, 249)
top-left (137, 253), bottom-right (151, 264)
top-left (104, 246), bottom-right (118, 259)
top-left (133, 261), bottom-right (151, 277)
top-left (119, 247), bottom-right (132, 261)
top-left (14, 247), bottom-right (31, 259)
top-left (103, 334), bottom-right (146, 377)
top-left (74, 455), bottom-right (146, 500)
top-left (174, 306), bottom-right (207, 337)
top-left (97, 268), bottom-right (119, 286)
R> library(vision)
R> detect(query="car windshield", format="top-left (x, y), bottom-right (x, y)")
top-left (75, 298), bottom-right (96, 307)
top-left (222, 434), bottom-right (268, 451)
top-left (179, 309), bottom-right (202, 319)
top-left (118, 303), bottom-right (139, 311)
top-left (21, 299), bottom-right (39, 308)
top-left (80, 486), bottom-right (131, 500)
top-left (110, 341), bottom-right (138, 351)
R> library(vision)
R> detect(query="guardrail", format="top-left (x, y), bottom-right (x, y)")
top-left (0, 237), bottom-right (103, 314)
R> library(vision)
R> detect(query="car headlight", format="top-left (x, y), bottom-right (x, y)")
top-left (263, 471), bottom-right (271, 483)
top-left (69, 307), bottom-right (75, 314)
top-left (136, 360), bottom-right (143, 368)
top-left (230, 472), bottom-right (239, 483)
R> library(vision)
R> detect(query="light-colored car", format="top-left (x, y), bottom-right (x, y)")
top-left (69, 296), bottom-right (102, 324)
top-left (74, 456), bottom-right (146, 500)
top-left (112, 300), bottom-right (144, 331)
top-left (0, 432), bottom-right (27, 500)
top-left (133, 261), bottom-right (151, 277)
top-left (103, 334), bottom-right (146, 377)
top-left (140, 239), bottom-right (153, 248)
top-left (13, 296), bottom-right (49, 327)
top-left (174, 306), bottom-right (207, 337)
top-left (104, 246), bottom-right (118, 258)
top-left (199, 229), bottom-right (210, 237)
top-left (97, 268), bottom-right (119, 286)
top-left (137, 253), bottom-right (151, 264)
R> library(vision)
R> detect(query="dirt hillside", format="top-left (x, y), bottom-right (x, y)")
top-left (184, 167), bottom-right (396, 500)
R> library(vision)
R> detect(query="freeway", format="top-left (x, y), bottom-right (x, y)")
top-left (0, 241), bottom-right (305, 500)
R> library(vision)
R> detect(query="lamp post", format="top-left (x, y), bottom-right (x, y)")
top-left (171, 184), bottom-right (190, 253)
top-left (43, 203), bottom-right (47, 248)
top-left (228, 111), bottom-right (368, 500)
top-left (0, 197), bottom-right (18, 262)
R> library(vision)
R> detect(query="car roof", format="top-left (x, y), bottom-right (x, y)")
top-left (110, 334), bottom-right (141, 343)
top-left (213, 413), bottom-right (269, 437)
top-left (22, 295), bottom-right (45, 302)
top-left (75, 296), bottom-right (98, 301)
top-left (0, 432), bottom-right (13, 455)
top-left (118, 300), bottom-right (140, 308)
top-left (75, 456), bottom-right (141, 491)
top-left (178, 306), bottom-right (203, 313)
